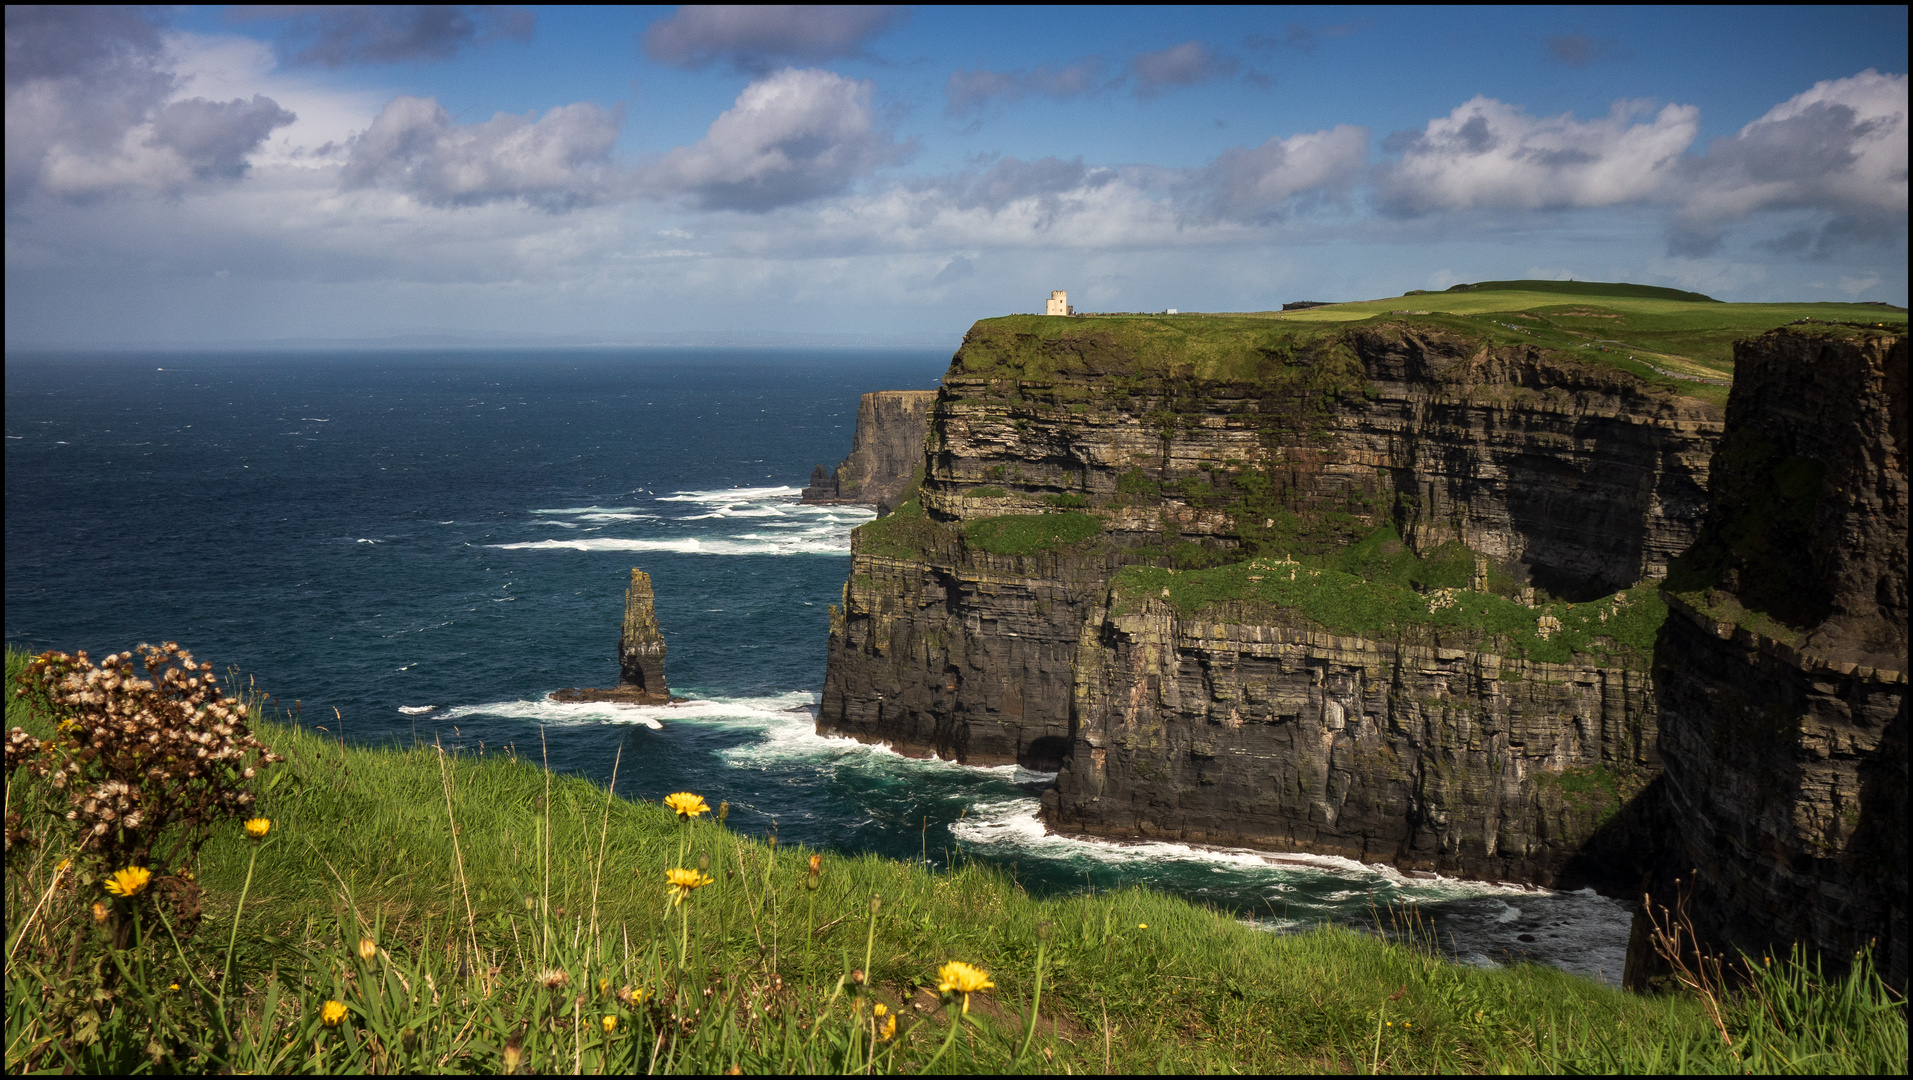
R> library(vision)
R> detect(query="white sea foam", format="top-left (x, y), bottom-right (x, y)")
top-left (398, 705), bottom-right (435, 715)
top-left (491, 536), bottom-right (850, 556)
top-left (499, 487), bottom-right (872, 557)
top-left (657, 485), bottom-right (803, 503)
top-left (439, 698), bottom-right (665, 730)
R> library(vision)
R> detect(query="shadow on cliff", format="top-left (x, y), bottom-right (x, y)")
top-left (1555, 774), bottom-right (1670, 894)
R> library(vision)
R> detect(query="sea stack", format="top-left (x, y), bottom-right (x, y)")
top-left (618, 568), bottom-right (669, 699)
top-left (552, 568), bottom-right (674, 704)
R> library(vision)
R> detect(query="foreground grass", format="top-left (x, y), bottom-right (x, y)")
top-left (6, 650), bottom-right (1904, 1073)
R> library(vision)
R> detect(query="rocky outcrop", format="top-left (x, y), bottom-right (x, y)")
top-left (554, 569), bottom-right (673, 704)
top-left (1645, 325), bottom-right (1907, 986)
top-left (1046, 586), bottom-right (1660, 885)
top-left (821, 317), bottom-right (1723, 798)
top-left (803, 390), bottom-right (937, 512)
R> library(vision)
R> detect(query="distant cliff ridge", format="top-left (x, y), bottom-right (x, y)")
top-left (802, 390), bottom-right (936, 513)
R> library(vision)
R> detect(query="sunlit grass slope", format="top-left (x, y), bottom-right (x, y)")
top-left (7, 647), bottom-right (1904, 1073)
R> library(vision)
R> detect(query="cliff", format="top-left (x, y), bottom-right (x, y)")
top-left (822, 317), bottom-right (1722, 803)
top-left (802, 390), bottom-right (938, 513)
top-left (1046, 564), bottom-right (1663, 885)
top-left (554, 568), bottom-right (672, 704)
top-left (1645, 324), bottom-right (1907, 986)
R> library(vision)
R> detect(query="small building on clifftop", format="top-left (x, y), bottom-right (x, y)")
top-left (1045, 290), bottom-right (1070, 316)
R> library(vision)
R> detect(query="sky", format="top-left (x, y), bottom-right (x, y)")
top-left (4, 4), bottom-right (1907, 348)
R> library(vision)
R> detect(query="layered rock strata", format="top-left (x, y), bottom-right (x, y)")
top-left (1645, 326), bottom-right (1907, 987)
top-left (802, 390), bottom-right (937, 513)
top-left (554, 568), bottom-right (673, 704)
top-left (822, 318), bottom-right (1723, 805)
top-left (1046, 590), bottom-right (1659, 885)
top-left (917, 323), bottom-right (1722, 596)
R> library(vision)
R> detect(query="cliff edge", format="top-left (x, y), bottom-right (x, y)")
top-left (802, 390), bottom-right (937, 513)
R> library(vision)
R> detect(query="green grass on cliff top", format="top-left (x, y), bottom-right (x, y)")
top-left (970, 280), bottom-right (1903, 405)
top-left (8, 647), bottom-right (1905, 1074)
top-left (1112, 557), bottom-right (1668, 668)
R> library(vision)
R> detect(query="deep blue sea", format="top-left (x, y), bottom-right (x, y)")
top-left (5, 348), bottom-right (1631, 983)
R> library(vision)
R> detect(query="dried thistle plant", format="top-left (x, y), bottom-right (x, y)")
top-left (8, 643), bottom-right (283, 874)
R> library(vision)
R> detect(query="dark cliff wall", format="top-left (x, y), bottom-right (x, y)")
top-left (802, 390), bottom-right (937, 512)
top-left (1047, 585), bottom-right (1661, 886)
top-left (821, 318), bottom-right (1722, 815)
top-left (1650, 326), bottom-right (1907, 986)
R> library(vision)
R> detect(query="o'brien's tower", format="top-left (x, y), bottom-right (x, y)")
top-left (1046, 290), bottom-right (1069, 316)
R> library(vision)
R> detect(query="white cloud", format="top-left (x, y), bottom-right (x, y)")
top-left (1671, 70), bottom-right (1907, 257)
top-left (643, 6), bottom-right (905, 73)
top-left (1376, 95), bottom-right (1699, 216)
top-left (5, 7), bottom-right (296, 203)
top-left (1840, 272), bottom-right (1882, 297)
top-left (162, 31), bottom-right (386, 169)
top-left (341, 96), bottom-right (622, 211)
top-left (1189, 125), bottom-right (1369, 221)
top-left (650, 68), bottom-right (912, 211)
top-left (945, 58), bottom-right (1108, 113)
top-left (1129, 41), bottom-right (1238, 97)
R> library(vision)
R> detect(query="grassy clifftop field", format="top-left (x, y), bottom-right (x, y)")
top-left (6, 647), bottom-right (1904, 1074)
top-left (963, 280), bottom-right (1905, 405)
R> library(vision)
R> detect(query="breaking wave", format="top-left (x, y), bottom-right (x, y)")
top-left (495, 486), bottom-right (872, 557)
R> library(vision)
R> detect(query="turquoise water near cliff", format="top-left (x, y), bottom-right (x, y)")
top-left (5, 349), bottom-right (1632, 983)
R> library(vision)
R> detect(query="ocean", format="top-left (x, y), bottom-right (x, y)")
top-left (4, 348), bottom-right (1633, 984)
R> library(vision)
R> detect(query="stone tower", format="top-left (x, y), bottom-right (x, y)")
top-left (617, 568), bottom-right (669, 700)
top-left (1046, 290), bottom-right (1068, 316)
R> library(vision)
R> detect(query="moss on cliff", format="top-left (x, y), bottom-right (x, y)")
top-left (963, 511), bottom-right (1104, 555)
top-left (1111, 559), bottom-right (1666, 666)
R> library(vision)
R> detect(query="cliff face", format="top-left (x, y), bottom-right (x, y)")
top-left (822, 319), bottom-right (1722, 806)
top-left (802, 390), bottom-right (937, 513)
top-left (1649, 326), bottom-right (1907, 986)
top-left (919, 323), bottom-right (1720, 596)
top-left (1047, 586), bottom-right (1659, 885)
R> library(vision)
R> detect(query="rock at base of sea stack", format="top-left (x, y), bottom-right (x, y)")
top-left (552, 568), bottom-right (676, 704)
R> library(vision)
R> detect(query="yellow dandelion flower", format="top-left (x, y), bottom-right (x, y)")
top-left (663, 792), bottom-right (710, 820)
top-left (104, 866), bottom-right (151, 898)
top-left (244, 817), bottom-right (271, 839)
top-left (357, 937), bottom-right (378, 961)
top-left (666, 867), bottom-right (715, 905)
top-left (1138, 923), bottom-right (1148, 929)
top-left (879, 1013), bottom-right (897, 1041)
top-left (873, 1003), bottom-right (888, 1018)
top-left (602, 1014), bottom-right (618, 1033)
top-left (936, 961), bottom-right (995, 1014)
top-left (91, 901), bottom-right (110, 923)
top-left (321, 1000), bottom-right (348, 1027)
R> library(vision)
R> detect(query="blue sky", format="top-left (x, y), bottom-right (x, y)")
top-left (5, 5), bottom-right (1906, 347)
